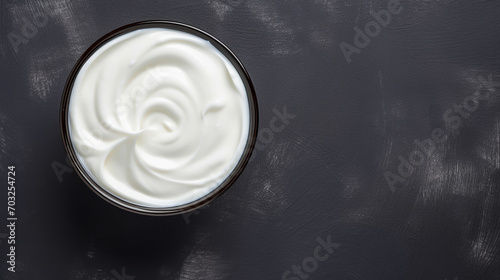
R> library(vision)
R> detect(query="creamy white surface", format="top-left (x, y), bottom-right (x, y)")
top-left (69, 28), bottom-right (250, 207)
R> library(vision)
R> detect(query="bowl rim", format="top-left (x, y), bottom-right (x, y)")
top-left (60, 20), bottom-right (259, 216)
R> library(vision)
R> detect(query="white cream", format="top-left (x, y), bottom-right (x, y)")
top-left (68, 28), bottom-right (250, 207)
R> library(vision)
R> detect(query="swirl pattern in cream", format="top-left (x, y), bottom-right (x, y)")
top-left (69, 28), bottom-right (250, 207)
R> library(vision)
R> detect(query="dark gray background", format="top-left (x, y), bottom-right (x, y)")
top-left (1, 0), bottom-right (500, 279)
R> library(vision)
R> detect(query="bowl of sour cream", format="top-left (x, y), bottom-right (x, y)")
top-left (60, 21), bottom-right (258, 215)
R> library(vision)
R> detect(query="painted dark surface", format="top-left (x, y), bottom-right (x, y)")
top-left (1, 0), bottom-right (500, 279)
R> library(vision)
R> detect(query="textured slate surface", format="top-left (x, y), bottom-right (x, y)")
top-left (1, 0), bottom-right (500, 279)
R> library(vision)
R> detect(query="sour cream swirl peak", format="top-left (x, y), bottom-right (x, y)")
top-left (68, 27), bottom-right (250, 208)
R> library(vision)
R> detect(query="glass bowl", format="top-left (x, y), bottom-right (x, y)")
top-left (60, 21), bottom-right (258, 216)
